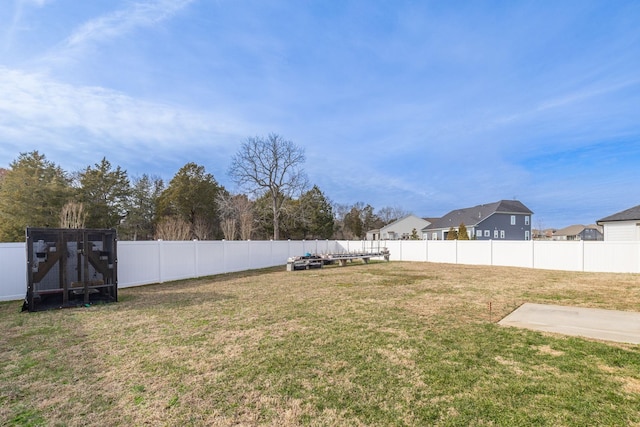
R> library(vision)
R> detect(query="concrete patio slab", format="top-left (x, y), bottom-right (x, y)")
top-left (498, 303), bottom-right (640, 344)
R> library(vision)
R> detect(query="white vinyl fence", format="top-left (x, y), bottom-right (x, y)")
top-left (1, 239), bottom-right (639, 302)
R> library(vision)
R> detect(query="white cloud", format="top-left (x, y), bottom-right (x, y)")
top-left (42, 0), bottom-right (195, 64)
top-left (19, 0), bottom-right (53, 5)
top-left (535, 78), bottom-right (640, 112)
top-left (0, 66), bottom-right (244, 148)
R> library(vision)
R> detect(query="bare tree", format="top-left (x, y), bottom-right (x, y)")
top-left (228, 134), bottom-right (307, 240)
top-left (192, 214), bottom-right (211, 240)
top-left (155, 216), bottom-right (191, 240)
top-left (332, 202), bottom-right (351, 239)
top-left (236, 195), bottom-right (254, 240)
top-left (220, 218), bottom-right (237, 240)
top-left (217, 192), bottom-right (254, 240)
top-left (377, 206), bottom-right (410, 225)
top-left (60, 201), bottom-right (87, 228)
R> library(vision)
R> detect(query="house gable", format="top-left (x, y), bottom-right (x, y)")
top-left (379, 215), bottom-right (431, 240)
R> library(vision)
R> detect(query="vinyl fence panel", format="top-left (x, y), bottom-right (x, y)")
top-left (534, 241), bottom-right (583, 271)
top-left (457, 241), bottom-right (492, 265)
top-left (223, 241), bottom-right (252, 273)
top-left (583, 241), bottom-right (640, 273)
top-left (400, 241), bottom-right (428, 262)
top-left (426, 241), bottom-right (457, 264)
top-left (0, 243), bottom-right (26, 301)
top-left (196, 241), bottom-right (226, 276)
top-left (160, 241), bottom-right (198, 282)
top-left (248, 240), bottom-right (276, 270)
top-left (118, 241), bottom-right (161, 288)
top-left (492, 241), bottom-right (533, 268)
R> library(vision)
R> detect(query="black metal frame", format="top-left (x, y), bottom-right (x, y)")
top-left (23, 228), bottom-right (118, 312)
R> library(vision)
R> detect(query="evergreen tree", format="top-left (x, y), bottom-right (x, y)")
top-left (361, 204), bottom-right (383, 234)
top-left (0, 151), bottom-right (71, 241)
top-left (251, 192), bottom-right (275, 239)
top-left (458, 223), bottom-right (469, 240)
top-left (76, 157), bottom-right (131, 229)
top-left (298, 185), bottom-right (334, 239)
top-left (157, 163), bottom-right (223, 239)
top-left (120, 174), bottom-right (164, 240)
top-left (446, 227), bottom-right (458, 240)
top-left (344, 206), bottom-right (364, 239)
top-left (410, 228), bottom-right (420, 240)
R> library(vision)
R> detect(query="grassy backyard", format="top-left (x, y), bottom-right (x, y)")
top-left (1, 261), bottom-right (640, 426)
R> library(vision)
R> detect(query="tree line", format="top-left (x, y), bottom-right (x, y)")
top-left (0, 135), bottom-right (409, 242)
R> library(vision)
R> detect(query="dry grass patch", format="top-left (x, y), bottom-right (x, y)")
top-left (535, 345), bottom-right (565, 357)
top-left (1, 262), bottom-right (640, 426)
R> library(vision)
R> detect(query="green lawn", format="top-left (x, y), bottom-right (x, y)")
top-left (1, 262), bottom-right (639, 426)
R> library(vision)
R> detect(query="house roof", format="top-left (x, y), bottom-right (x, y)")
top-left (597, 204), bottom-right (640, 224)
top-left (423, 217), bottom-right (440, 224)
top-left (380, 214), bottom-right (431, 233)
top-left (554, 224), bottom-right (602, 237)
top-left (424, 200), bottom-right (533, 231)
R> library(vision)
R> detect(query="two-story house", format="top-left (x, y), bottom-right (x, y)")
top-left (422, 200), bottom-right (533, 240)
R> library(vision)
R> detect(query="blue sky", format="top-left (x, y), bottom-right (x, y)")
top-left (1, 0), bottom-right (639, 228)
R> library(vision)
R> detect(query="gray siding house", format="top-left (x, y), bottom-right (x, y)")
top-left (552, 224), bottom-right (603, 241)
top-left (422, 200), bottom-right (533, 240)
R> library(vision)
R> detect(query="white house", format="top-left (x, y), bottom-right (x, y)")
top-left (366, 215), bottom-right (433, 240)
top-left (596, 204), bottom-right (640, 241)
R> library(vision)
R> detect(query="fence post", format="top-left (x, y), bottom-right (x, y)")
top-left (158, 239), bottom-right (164, 283)
top-left (531, 239), bottom-right (535, 269)
top-left (424, 239), bottom-right (428, 262)
top-left (490, 239), bottom-right (493, 266)
top-left (222, 239), bottom-right (227, 274)
top-left (247, 239), bottom-right (251, 271)
top-left (194, 239), bottom-right (199, 278)
top-left (455, 239), bottom-right (458, 264)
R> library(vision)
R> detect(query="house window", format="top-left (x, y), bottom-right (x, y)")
top-left (525, 230), bottom-right (530, 240)
top-left (476, 230), bottom-right (482, 238)
top-left (432, 232), bottom-right (437, 240)
top-left (510, 215), bottom-right (516, 225)
top-left (484, 230), bottom-right (490, 237)
top-left (525, 216), bottom-right (530, 225)
top-left (494, 230), bottom-right (499, 239)
top-left (500, 230), bottom-right (505, 239)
